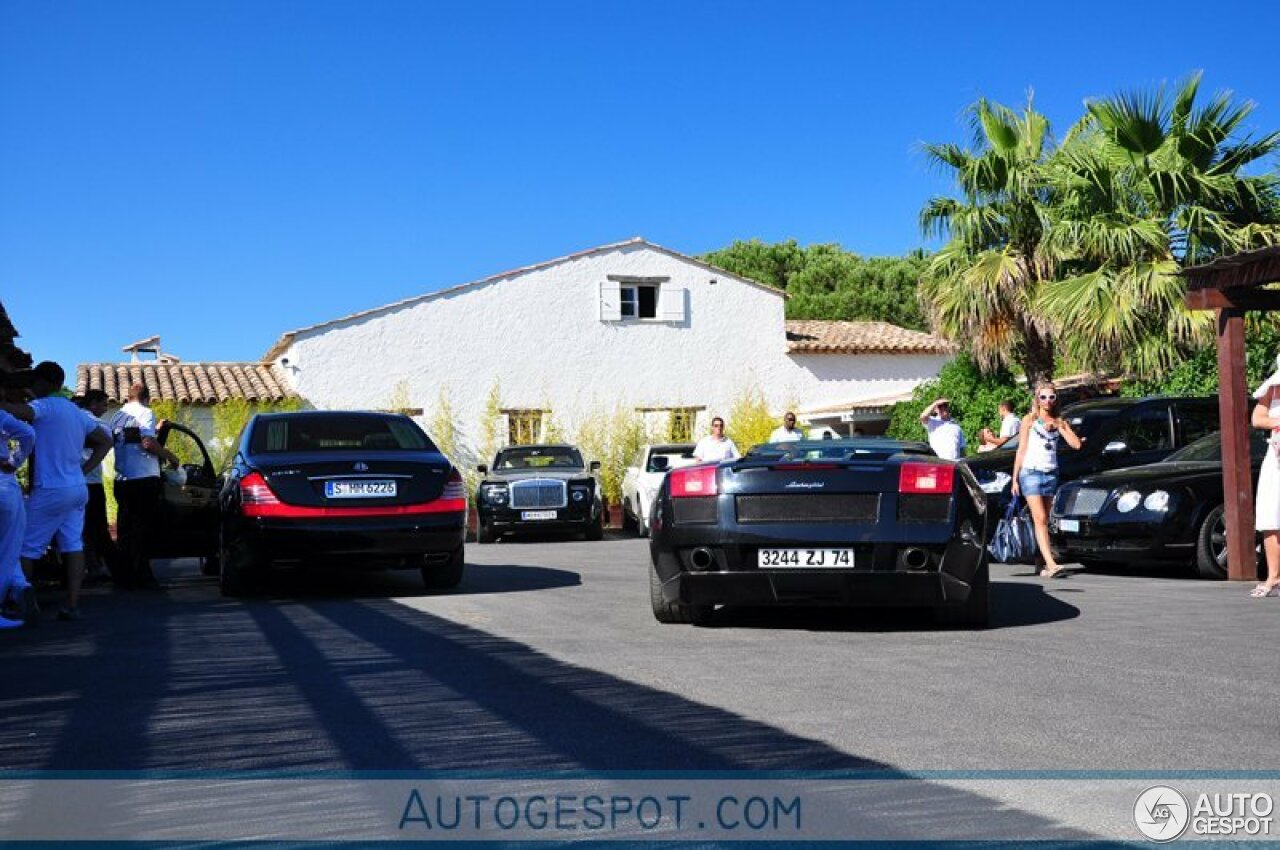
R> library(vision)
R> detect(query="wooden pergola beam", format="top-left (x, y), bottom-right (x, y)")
top-left (1185, 288), bottom-right (1280, 311)
top-left (1183, 245), bottom-right (1280, 582)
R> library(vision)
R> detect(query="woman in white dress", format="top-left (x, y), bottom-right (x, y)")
top-left (1250, 357), bottom-right (1280, 597)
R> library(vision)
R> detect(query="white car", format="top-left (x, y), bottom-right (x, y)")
top-left (621, 443), bottom-right (699, 536)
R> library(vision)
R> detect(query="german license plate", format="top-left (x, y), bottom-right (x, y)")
top-left (758, 548), bottom-right (855, 568)
top-left (1058, 518), bottom-right (1080, 533)
top-left (325, 479), bottom-right (396, 499)
top-left (521, 510), bottom-right (557, 521)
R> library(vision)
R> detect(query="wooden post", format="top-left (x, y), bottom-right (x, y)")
top-left (1217, 307), bottom-right (1256, 580)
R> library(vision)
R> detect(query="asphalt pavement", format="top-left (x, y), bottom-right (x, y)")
top-left (1, 536), bottom-right (1276, 773)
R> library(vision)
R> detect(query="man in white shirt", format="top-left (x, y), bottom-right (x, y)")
top-left (918, 398), bottom-right (966, 461)
top-left (768, 412), bottom-right (805, 443)
top-left (110, 382), bottom-right (179, 589)
top-left (1, 362), bottom-right (111, 622)
top-left (979, 400), bottom-right (1021, 452)
top-left (693, 417), bottom-right (740, 463)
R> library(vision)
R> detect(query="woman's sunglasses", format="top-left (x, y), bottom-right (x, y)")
top-left (1038, 393), bottom-right (1057, 401)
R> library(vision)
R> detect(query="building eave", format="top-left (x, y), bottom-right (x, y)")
top-left (261, 237), bottom-right (787, 360)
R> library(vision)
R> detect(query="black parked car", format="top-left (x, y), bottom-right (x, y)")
top-left (475, 444), bottom-right (606, 543)
top-left (218, 411), bottom-right (467, 596)
top-left (648, 438), bottom-right (990, 628)
top-left (965, 396), bottom-right (1220, 507)
top-left (1051, 430), bottom-right (1267, 579)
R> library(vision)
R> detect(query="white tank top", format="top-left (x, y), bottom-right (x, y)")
top-left (1022, 418), bottom-right (1060, 472)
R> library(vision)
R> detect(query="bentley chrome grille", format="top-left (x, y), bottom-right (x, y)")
top-left (509, 479), bottom-right (568, 509)
top-left (1057, 487), bottom-right (1109, 517)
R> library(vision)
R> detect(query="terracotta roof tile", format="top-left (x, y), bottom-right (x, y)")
top-left (785, 320), bottom-right (954, 354)
top-left (76, 362), bottom-right (298, 404)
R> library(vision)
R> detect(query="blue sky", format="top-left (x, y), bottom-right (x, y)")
top-left (3, 0), bottom-right (1279, 372)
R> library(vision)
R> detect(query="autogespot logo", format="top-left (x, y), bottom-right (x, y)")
top-left (1134, 785), bottom-right (1190, 842)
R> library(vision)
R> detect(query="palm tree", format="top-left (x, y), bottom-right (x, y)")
top-left (1037, 73), bottom-right (1280, 377)
top-left (918, 96), bottom-right (1059, 385)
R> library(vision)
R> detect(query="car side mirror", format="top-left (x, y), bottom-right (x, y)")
top-left (590, 460), bottom-right (601, 472)
top-left (1102, 440), bottom-right (1129, 456)
top-left (649, 456), bottom-right (670, 472)
top-left (476, 464), bottom-right (488, 474)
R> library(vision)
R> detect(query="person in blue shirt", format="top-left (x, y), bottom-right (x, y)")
top-left (0, 401), bottom-right (35, 628)
top-left (1, 362), bottom-right (111, 621)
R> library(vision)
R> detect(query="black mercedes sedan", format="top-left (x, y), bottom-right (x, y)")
top-left (648, 439), bottom-right (990, 628)
top-left (218, 411), bottom-right (467, 596)
top-left (1050, 429), bottom-right (1266, 579)
top-left (474, 444), bottom-right (606, 542)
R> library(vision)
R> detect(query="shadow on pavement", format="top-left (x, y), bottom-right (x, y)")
top-left (253, 561), bottom-right (582, 600)
top-left (708, 580), bottom-right (1079, 632)
top-left (0, 565), bottom-right (1094, 839)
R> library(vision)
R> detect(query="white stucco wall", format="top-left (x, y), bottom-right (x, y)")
top-left (274, 243), bottom-right (949, 459)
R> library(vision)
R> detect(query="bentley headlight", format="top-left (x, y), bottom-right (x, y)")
top-left (1143, 490), bottom-right (1170, 512)
top-left (1115, 490), bottom-right (1141, 513)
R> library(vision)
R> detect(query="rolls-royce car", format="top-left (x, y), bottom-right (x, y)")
top-left (475, 444), bottom-right (606, 542)
top-left (648, 438), bottom-right (990, 628)
top-left (621, 443), bottom-right (698, 537)
top-left (218, 411), bottom-right (467, 596)
top-left (1051, 429), bottom-right (1267, 579)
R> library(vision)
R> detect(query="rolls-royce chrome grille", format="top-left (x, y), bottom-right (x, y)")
top-left (509, 479), bottom-right (568, 509)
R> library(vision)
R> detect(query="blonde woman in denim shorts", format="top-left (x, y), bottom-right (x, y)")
top-left (1011, 382), bottom-right (1082, 578)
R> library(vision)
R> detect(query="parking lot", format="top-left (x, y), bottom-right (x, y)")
top-left (1, 535), bottom-right (1276, 773)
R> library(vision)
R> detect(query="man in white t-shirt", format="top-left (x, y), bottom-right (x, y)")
top-left (979, 399), bottom-right (1021, 452)
top-left (110, 382), bottom-right (179, 589)
top-left (768, 412), bottom-right (805, 443)
top-left (693, 417), bottom-right (740, 463)
top-left (1, 362), bottom-right (111, 622)
top-left (918, 398), bottom-right (966, 461)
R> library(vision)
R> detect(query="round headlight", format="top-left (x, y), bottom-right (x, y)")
top-left (571, 490), bottom-right (586, 502)
top-left (1115, 490), bottom-right (1141, 513)
top-left (484, 486), bottom-right (507, 504)
top-left (1143, 490), bottom-right (1170, 511)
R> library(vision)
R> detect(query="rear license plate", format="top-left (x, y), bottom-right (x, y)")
top-left (1059, 518), bottom-right (1080, 533)
top-left (521, 510), bottom-right (557, 520)
top-left (758, 548), bottom-right (855, 568)
top-left (325, 479), bottom-right (396, 499)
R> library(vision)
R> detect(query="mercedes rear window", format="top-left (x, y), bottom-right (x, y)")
top-left (250, 415), bottom-right (436, 453)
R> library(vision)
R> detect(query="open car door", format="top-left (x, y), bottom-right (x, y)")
top-left (155, 421), bottom-right (220, 563)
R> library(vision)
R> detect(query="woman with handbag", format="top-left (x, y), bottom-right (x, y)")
top-left (1011, 382), bottom-right (1082, 578)
top-left (1249, 355), bottom-right (1280, 597)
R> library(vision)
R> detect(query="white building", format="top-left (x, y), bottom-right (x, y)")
top-left (260, 238), bottom-right (951, 456)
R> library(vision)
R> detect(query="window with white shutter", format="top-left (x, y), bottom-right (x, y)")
top-left (657, 286), bottom-right (687, 322)
top-left (599, 281), bottom-right (622, 321)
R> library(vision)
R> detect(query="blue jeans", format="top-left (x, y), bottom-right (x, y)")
top-left (1019, 468), bottom-right (1059, 498)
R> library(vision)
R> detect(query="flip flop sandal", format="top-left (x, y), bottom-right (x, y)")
top-left (1249, 583), bottom-right (1280, 598)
